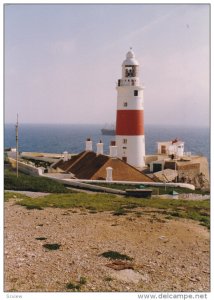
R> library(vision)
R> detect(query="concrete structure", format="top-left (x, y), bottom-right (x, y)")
top-left (147, 154), bottom-right (209, 189)
top-left (8, 157), bottom-right (45, 176)
top-left (116, 49), bottom-right (145, 170)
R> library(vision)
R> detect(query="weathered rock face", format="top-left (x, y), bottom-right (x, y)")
top-left (152, 169), bottom-right (178, 183)
top-left (178, 171), bottom-right (209, 190)
top-left (192, 173), bottom-right (210, 190)
top-left (177, 156), bottom-right (210, 190)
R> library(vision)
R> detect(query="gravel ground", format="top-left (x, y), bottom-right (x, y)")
top-left (4, 197), bottom-right (210, 292)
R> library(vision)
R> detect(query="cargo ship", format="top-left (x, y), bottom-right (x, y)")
top-left (101, 124), bottom-right (115, 135)
top-left (101, 128), bottom-right (115, 135)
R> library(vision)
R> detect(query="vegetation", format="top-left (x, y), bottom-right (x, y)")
top-left (5, 189), bottom-right (210, 229)
top-left (35, 237), bottom-right (47, 241)
top-left (43, 243), bottom-right (61, 250)
top-left (21, 157), bottom-right (51, 168)
top-left (4, 169), bottom-right (71, 193)
top-left (104, 276), bottom-right (113, 282)
top-left (4, 192), bottom-right (31, 202)
top-left (100, 251), bottom-right (133, 261)
top-left (113, 208), bottom-right (128, 216)
top-left (66, 282), bottom-right (81, 291)
top-left (66, 277), bottom-right (87, 291)
top-left (79, 277), bottom-right (87, 285)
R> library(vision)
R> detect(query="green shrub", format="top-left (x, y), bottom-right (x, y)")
top-left (100, 251), bottom-right (133, 261)
top-left (26, 205), bottom-right (43, 210)
top-left (104, 276), bottom-right (113, 282)
top-left (43, 243), bottom-right (61, 250)
top-left (79, 277), bottom-right (87, 285)
top-left (66, 277), bottom-right (86, 291)
top-left (66, 282), bottom-right (80, 291)
top-left (113, 208), bottom-right (127, 216)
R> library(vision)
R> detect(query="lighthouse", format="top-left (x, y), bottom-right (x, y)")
top-left (115, 49), bottom-right (145, 169)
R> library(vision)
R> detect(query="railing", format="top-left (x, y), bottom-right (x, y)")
top-left (117, 79), bottom-right (139, 87)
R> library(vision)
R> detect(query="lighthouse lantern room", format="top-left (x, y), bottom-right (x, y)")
top-left (116, 49), bottom-right (145, 169)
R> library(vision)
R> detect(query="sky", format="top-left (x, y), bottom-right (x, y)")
top-left (4, 3), bottom-right (210, 127)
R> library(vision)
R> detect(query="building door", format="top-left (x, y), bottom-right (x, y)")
top-left (161, 145), bottom-right (166, 154)
top-left (122, 157), bottom-right (127, 163)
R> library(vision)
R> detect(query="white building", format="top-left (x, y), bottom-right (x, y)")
top-left (157, 139), bottom-right (185, 157)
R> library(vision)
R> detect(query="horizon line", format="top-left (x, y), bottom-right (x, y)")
top-left (4, 122), bottom-right (210, 128)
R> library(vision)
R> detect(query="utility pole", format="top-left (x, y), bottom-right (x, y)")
top-left (15, 113), bottom-right (19, 178)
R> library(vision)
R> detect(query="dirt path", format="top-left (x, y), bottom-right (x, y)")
top-left (4, 198), bottom-right (210, 292)
top-left (5, 190), bottom-right (50, 198)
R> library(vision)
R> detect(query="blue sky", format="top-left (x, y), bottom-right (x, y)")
top-left (4, 4), bottom-right (210, 127)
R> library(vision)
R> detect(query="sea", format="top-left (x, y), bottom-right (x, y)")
top-left (4, 124), bottom-right (210, 164)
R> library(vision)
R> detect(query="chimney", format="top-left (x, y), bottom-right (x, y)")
top-left (106, 167), bottom-right (113, 181)
top-left (109, 140), bottom-right (118, 158)
top-left (63, 151), bottom-right (69, 161)
top-left (96, 140), bottom-right (104, 155)
top-left (85, 138), bottom-right (93, 151)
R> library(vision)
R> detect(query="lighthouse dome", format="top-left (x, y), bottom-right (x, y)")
top-left (122, 50), bottom-right (139, 66)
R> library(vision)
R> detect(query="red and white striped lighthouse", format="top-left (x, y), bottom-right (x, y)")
top-left (116, 49), bottom-right (145, 169)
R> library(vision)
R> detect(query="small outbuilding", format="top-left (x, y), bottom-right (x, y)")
top-left (157, 139), bottom-right (184, 157)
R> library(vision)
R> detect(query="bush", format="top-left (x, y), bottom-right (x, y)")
top-left (100, 251), bottom-right (133, 261)
top-left (113, 208), bottom-right (127, 216)
top-left (66, 282), bottom-right (80, 291)
top-left (66, 277), bottom-right (87, 291)
top-left (35, 237), bottom-right (47, 240)
top-left (43, 243), bottom-right (61, 250)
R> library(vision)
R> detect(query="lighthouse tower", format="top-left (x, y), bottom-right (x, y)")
top-left (116, 49), bottom-right (145, 169)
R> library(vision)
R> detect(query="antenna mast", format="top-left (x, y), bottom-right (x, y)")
top-left (15, 114), bottom-right (19, 178)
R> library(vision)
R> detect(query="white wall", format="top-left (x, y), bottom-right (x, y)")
top-left (116, 135), bottom-right (145, 169)
top-left (116, 86), bottom-right (144, 110)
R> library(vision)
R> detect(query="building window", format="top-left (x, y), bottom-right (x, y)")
top-left (124, 102), bottom-right (128, 107)
top-left (134, 90), bottom-right (138, 96)
top-left (123, 139), bottom-right (127, 144)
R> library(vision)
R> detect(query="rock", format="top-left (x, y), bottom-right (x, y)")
top-left (112, 269), bottom-right (146, 284)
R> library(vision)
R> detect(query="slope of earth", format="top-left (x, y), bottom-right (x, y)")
top-left (4, 197), bottom-right (209, 292)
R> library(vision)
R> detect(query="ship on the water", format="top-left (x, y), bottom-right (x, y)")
top-left (101, 124), bottom-right (115, 135)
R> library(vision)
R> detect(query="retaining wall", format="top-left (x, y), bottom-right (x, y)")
top-left (8, 157), bottom-right (44, 176)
